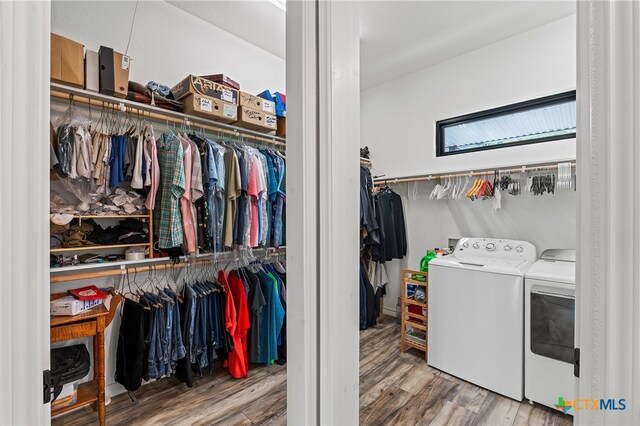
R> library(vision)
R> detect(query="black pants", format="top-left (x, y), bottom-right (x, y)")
top-left (115, 298), bottom-right (146, 391)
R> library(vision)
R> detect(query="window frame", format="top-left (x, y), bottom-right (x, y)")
top-left (435, 90), bottom-right (577, 157)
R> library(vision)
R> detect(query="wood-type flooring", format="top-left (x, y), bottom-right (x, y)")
top-left (53, 315), bottom-right (572, 425)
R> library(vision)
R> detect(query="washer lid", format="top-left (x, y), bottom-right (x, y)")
top-left (430, 255), bottom-right (530, 276)
top-left (540, 249), bottom-right (575, 262)
top-left (526, 249), bottom-right (576, 284)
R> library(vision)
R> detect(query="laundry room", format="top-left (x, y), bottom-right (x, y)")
top-left (358, 1), bottom-right (578, 424)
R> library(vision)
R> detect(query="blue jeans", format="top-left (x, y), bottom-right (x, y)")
top-left (165, 288), bottom-right (186, 367)
top-left (159, 290), bottom-right (173, 374)
top-left (186, 286), bottom-right (197, 364)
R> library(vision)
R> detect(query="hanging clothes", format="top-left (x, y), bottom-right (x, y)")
top-left (178, 136), bottom-right (196, 254)
top-left (360, 166), bottom-right (380, 247)
top-left (359, 162), bottom-right (406, 329)
top-left (115, 298), bottom-right (147, 391)
top-left (189, 139), bottom-right (205, 250)
top-left (154, 133), bottom-right (186, 249)
top-left (371, 188), bottom-right (407, 262)
top-left (245, 269), bottom-right (266, 364)
top-left (223, 148), bottom-right (241, 248)
top-left (211, 143), bottom-right (227, 251)
top-left (257, 269), bottom-right (285, 365)
top-left (194, 137), bottom-right (212, 252)
top-left (227, 270), bottom-right (250, 378)
top-left (359, 260), bottom-right (376, 329)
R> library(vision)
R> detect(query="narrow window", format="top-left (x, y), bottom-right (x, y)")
top-left (436, 91), bottom-right (576, 156)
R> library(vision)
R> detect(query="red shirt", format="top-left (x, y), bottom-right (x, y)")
top-left (218, 270), bottom-right (236, 337)
top-left (226, 271), bottom-right (251, 378)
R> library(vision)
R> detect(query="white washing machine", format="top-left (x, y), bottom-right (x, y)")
top-left (428, 237), bottom-right (536, 401)
top-left (525, 249), bottom-right (576, 411)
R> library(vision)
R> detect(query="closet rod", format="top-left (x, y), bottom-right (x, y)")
top-left (50, 247), bottom-right (286, 284)
top-left (373, 161), bottom-right (576, 185)
top-left (50, 83), bottom-right (286, 148)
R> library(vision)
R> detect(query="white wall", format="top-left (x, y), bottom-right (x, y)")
top-left (51, 0), bottom-right (285, 95)
top-left (362, 15), bottom-right (576, 179)
top-left (361, 16), bottom-right (577, 315)
top-left (50, 0), bottom-right (285, 398)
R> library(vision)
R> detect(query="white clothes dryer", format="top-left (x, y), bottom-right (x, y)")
top-left (525, 249), bottom-right (576, 412)
top-left (428, 238), bottom-right (536, 401)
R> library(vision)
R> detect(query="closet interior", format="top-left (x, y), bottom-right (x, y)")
top-left (45, 1), bottom-right (582, 425)
top-left (48, 2), bottom-right (287, 424)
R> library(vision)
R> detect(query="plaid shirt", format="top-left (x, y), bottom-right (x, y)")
top-left (154, 133), bottom-right (185, 248)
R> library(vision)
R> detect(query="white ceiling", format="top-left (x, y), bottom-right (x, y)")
top-left (167, 0), bottom-right (576, 90)
top-left (359, 1), bottom-right (576, 89)
top-left (167, 0), bottom-right (286, 59)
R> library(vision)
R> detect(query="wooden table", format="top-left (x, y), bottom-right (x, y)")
top-left (50, 292), bottom-right (121, 426)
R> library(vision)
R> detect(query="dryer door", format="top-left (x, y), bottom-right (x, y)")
top-left (530, 285), bottom-right (575, 364)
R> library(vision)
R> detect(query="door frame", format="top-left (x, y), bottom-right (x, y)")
top-left (576, 1), bottom-right (640, 424)
top-left (287, 1), bottom-right (360, 424)
top-left (0, 0), bottom-right (51, 424)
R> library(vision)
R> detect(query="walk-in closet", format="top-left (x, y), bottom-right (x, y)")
top-left (2, 0), bottom-right (639, 425)
top-left (47, 1), bottom-right (288, 424)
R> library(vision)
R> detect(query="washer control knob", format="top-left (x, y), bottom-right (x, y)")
top-left (472, 243), bottom-right (480, 249)
top-left (462, 242), bottom-right (469, 248)
top-left (516, 245), bottom-right (524, 253)
top-left (504, 245), bottom-right (512, 252)
top-left (486, 243), bottom-right (496, 251)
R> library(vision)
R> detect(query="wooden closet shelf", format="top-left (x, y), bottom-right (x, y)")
top-left (50, 243), bottom-right (150, 253)
top-left (51, 380), bottom-right (99, 417)
top-left (51, 83), bottom-right (286, 147)
top-left (70, 214), bottom-right (151, 219)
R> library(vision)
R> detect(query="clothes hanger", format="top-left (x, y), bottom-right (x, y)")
top-left (150, 266), bottom-right (172, 304)
top-left (121, 267), bottom-right (136, 300)
top-left (465, 178), bottom-right (481, 198)
top-left (429, 178), bottom-right (441, 199)
top-left (166, 265), bottom-right (184, 303)
top-left (121, 267), bottom-right (151, 310)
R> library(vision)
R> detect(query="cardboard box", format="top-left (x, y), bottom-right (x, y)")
top-left (200, 74), bottom-right (240, 91)
top-left (235, 106), bottom-right (277, 133)
top-left (171, 75), bottom-right (239, 104)
top-left (276, 117), bottom-right (286, 137)
top-left (98, 46), bottom-right (129, 98)
top-left (182, 94), bottom-right (238, 123)
top-left (51, 33), bottom-right (84, 88)
top-left (50, 296), bottom-right (103, 316)
top-left (84, 50), bottom-right (99, 92)
top-left (239, 92), bottom-right (276, 115)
